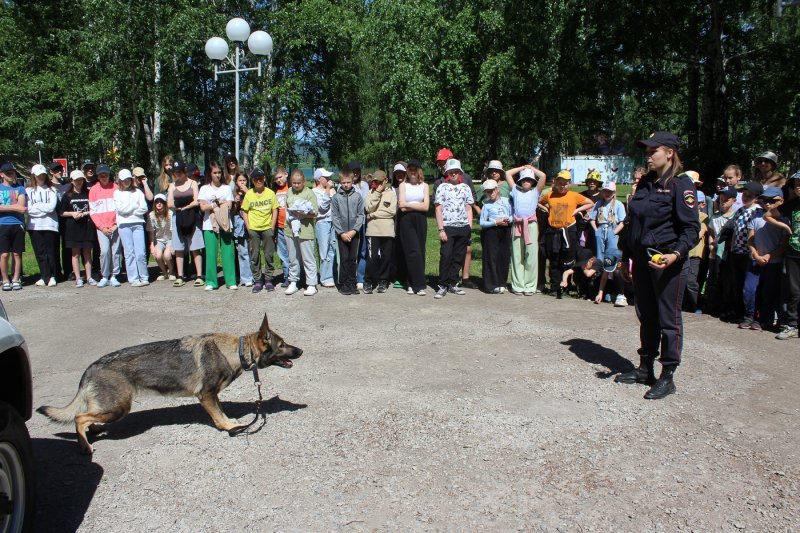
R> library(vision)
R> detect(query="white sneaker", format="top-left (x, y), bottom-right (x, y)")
top-left (156, 274), bottom-right (166, 281)
top-left (614, 295), bottom-right (628, 307)
top-left (357, 283), bottom-right (364, 291)
top-left (228, 285), bottom-right (238, 290)
top-left (140, 280), bottom-right (149, 286)
top-left (204, 285), bottom-right (216, 291)
top-left (285, 282), bottom-right (299, 295)
top-left (303, 285), bottom-right (317, 296)
top-left (130, 280), bottom-right (144, 287)
top-left (48, 277), bottom-right (57, 287)
top-left (35, 279), bottom-right (45, 287)
top-left (243, 281), bottom-right (253, 287)
top-left (407, 287), bottom-right (414, 295)
top-left (168, 274), bottom-right (177, 281)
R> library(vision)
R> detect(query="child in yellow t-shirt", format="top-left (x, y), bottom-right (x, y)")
top-left (241, 169), bottom-right (278, 292)
top-left (538, 170), bottom-right (594, 297)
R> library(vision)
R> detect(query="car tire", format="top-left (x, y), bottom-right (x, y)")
top-left (0, 400), bottom-right (35, 533)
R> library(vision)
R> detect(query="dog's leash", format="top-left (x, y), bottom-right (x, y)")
top-left (229, 336), bottom-right (266, 436)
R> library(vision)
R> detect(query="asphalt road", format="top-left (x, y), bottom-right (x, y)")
top-left (4, 280), bottom-right (799, 532)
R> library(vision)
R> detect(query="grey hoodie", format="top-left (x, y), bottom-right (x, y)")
top-left (331, 186), bottom-right (365, 235)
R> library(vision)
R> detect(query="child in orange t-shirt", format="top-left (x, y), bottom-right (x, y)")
top-left (539, 170), bottom-right (594, 297)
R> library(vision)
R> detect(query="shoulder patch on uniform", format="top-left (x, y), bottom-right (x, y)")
top-left (683, 190), bottom-right (696, 208)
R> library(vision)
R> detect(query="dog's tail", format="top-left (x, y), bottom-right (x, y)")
top-left (37, 386), bottom-right (89, 423)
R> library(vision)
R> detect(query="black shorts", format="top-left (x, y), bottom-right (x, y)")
top-left (0, 224), bottom-right (25, 254)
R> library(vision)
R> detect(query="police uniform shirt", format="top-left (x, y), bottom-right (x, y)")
top-left (623, 170), bottom-right (700, 260)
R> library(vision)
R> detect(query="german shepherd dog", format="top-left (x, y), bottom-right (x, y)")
top-left (38, 314), bottom-right (302, 454)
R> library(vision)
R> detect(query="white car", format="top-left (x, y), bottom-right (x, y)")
top-left (0, 300), bottom-right (34, 533)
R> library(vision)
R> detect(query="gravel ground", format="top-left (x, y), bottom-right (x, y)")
top-left (4, 281), bottom-right (799, 532)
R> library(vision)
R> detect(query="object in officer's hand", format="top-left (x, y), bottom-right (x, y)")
top-left (650, 253), bottom-right (664, 264)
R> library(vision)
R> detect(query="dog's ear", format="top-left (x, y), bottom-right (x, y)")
top-left (258, 313), bottom-right (270, 338)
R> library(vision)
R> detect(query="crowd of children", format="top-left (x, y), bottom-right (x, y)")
top-left (0, 149), bottom-right (797, 340)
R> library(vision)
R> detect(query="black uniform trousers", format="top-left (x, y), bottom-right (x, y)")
top-left (365, 236), bottom-right (394, 285)
top-left (632, 251), bottom-right (689, 367)
top-left (391, 233), bottom-right (407, 284)
top-left (729, 252), bottom-right (750, 318)
top-left (438, 225), bottom-right (470, 288)
top-left (337, 234), bottom-right (360, 290)
top-left (480, 225), bottom-right (511, 291)
top-left (397, 211), bottom-right (427, 292)
top-left (544, 224), bottom-right (578, 291)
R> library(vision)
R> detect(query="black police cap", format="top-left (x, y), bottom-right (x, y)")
top-left (636, 132), bottom-right (681, 151)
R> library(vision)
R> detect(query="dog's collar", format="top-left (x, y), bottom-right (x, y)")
top-left (238, 336), bottom-right (256, 370)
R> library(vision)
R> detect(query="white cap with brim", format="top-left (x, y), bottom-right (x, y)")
top-left (69, 170), bottom-right (85, 181)
top-left (31, 164), bottom-right (47, 176)
top-left (393, 163), bottom-right (407, 173)
top-left (313, 168), bottom-right (333, 181)
top-left (154, 193), bottom-right (167, 203)
top-left (118, 169), bottom-right (133, 181)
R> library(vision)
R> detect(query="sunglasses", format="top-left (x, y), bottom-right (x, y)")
top-left (760, 197), bottom-right (780, 204)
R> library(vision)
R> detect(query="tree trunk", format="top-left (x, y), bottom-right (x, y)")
top-left (143, 54), bottom-right (162, 176)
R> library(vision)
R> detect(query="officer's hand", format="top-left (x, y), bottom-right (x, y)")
top-left (649, 253), bottom-right (678, 270)
top-left (619, 262), bottom-right (632, 283)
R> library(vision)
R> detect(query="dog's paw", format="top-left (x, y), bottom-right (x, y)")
top-left (79, 443), bottom-right (94, 455)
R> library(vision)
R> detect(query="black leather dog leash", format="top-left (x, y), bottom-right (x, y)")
top-left (229, 336), bottom-right (265, 436)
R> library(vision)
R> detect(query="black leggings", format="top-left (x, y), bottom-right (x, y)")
top-left (30, 230), bottom-right (58, 281)
top-left (337, 234), bottom-right (360, 289)
top-left (398, 211), bottom-right (427, 291)
top-left (480, 226), bottom-right (511, 291)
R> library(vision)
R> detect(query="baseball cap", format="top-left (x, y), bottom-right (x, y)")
top-left (369, 170), bottom-right (387, 182)
top-left (575, 247), bottom-right (594, 268)
top-left (742, 181), bottom-right (764, 196)
top-left (760, 186), bottom-right (783, 199)
top-left (249, 167), bottom-right (266, 179)
top-left (96, 164), bottom-right (111, 175)
top-left (407, 159), bottom-right (423, 169)
top-left (118, 169), bottom-right (133, 181)
top-left (444, 159), bottom-right (463, 174)
top-left (556, 170), bottom-right (572, 181)
top-left (436, 148), bottom-right (454, 162)
top-left (519, 168), bottom-right (536, 182)
top-left (313, 167), bottom-right (333, 181)
top-left (132, 167), bottom-right (146, 177)
top-left (153, 193), bottom-right (167, 203)
top-left (172, 160), bottom-right (187, 173)
top-left (49, 162), bottom-right (64, 172)
top-left (483, 179), bottom-right (498, 190)
top-left (717, 186), bottom-right (738, 198)
top-left (69, 170), bottom-right (85, 181)
top-left (81, 159), bottom-right (95, 170)
top-left (636, 131), bottom-right (681, 150)
top-left (224, 151), bottom-right (238, 163)
top-left (346, 160), bottom-right (361, 172)
top-left (602, 249), bottom-right (621, 273)
top-left (601, 181), bottom-right (617, 192)
top-left (31, 164), bottom-right (47, 176)
top-left (393, 162), bottom-right (407, 173)
top-left (0, 162), bottom-right (15, 173)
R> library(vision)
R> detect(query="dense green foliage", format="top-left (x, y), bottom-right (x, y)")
top-left (1, 1), bottom-right (797, 181)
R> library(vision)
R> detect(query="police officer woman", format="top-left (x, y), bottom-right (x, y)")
top-left (617, 132), bottom-right (700, 399)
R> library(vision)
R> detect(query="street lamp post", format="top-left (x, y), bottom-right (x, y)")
top-left (205, 18), bottom-right (273, 162)
top-left (35, 140), bottom-right (44, 164)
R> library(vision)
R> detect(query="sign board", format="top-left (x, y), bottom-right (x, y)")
top-left (52, 158), bottom-right (68, 175)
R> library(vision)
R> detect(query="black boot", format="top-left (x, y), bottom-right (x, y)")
top-left (614, 356), bottom-right (656, 385)
top-left (644, 367), bottom-right (676, 400)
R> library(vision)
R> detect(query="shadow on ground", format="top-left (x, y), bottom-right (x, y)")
top-left (33, 438), bottom-right (103, 533)
top-left (561, 338), bottom-right (634, 379)
top-left (52, 397), bottom-right (307, 443)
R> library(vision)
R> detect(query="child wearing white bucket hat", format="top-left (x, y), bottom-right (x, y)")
top-left (589, 180), bottom-right (627, 306)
